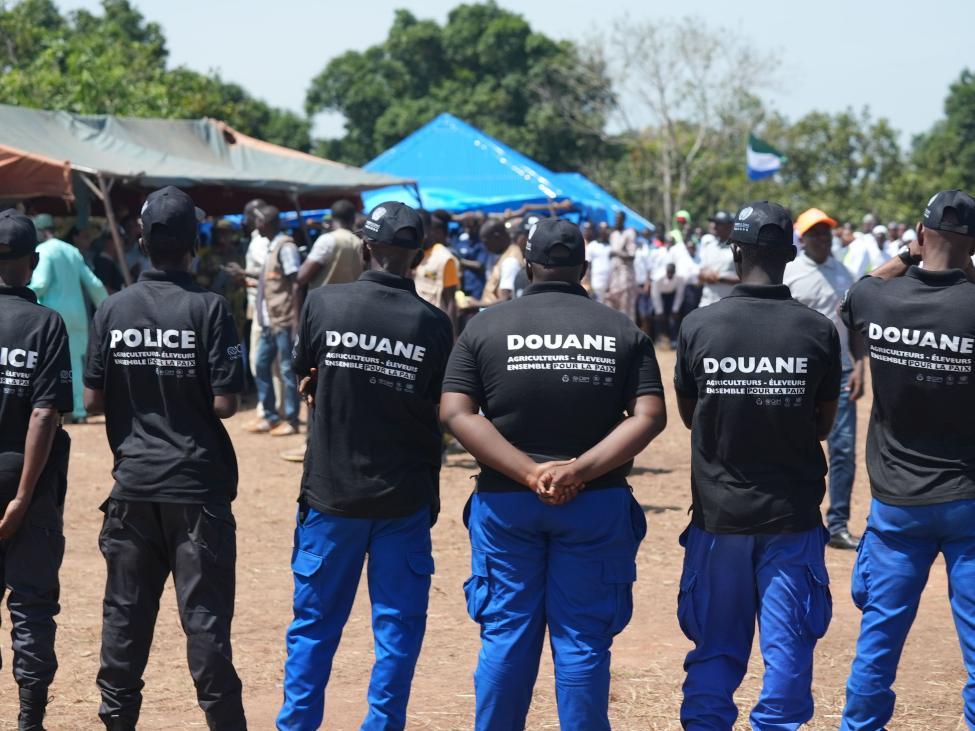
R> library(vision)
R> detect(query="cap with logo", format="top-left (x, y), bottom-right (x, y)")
top-left (794, 207), bottom-right (838, 237)
top-left (525, 218), bottom-right (585, 267)
top-left (359, 201), bottom-right (425, 249)
top-left (140, 186), bottom-right (205, 243)
top-left (518, 213), bottom-right (543, 234)
top-left (709, 210), bottom-right (735, 224)
top-left (0, 209), bottom-right (39, 260)
top-left (923, 189), bottom-right (975, 237)
top-left (731, 201), bottom-right (793, 248)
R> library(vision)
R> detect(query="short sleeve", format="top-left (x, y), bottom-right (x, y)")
top-left (673, 325), bottom-right (698, 398)
top-left (207, 298), bottom-right (244, 395)
top-left (816, 324), bottom-right (843, 402)
top-left (425, 317), bottom-right (453, 402)
top-left (32, 315), bottom-right (73, 412)
top-left (279, 242), bottom-right (301, 277)
top-left (839, 275), bottom-right (877, 333)
top-left (306, 233), bottom-right (336, 266)
top-left (499, 257), bottom-right (520, 291)
top-left (84, 310), bottom-right (107, 389)
top-left (292, 296), bottom-right (317, 377)
top-left (443, 256), bottom-right (460, 289)
top-left (442, 330), bottom-right (484, 402)
top-left (622, 332), bottom-right (664, 401)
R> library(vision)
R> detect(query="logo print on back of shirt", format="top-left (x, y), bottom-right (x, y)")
top-left (739, 207), bottom-right (753, 221)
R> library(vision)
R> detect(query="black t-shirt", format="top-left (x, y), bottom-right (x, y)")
top-left (442, 280), bottom-right (664, 492)
top-left (0, 286), bottom-right (72, 453)
top-left (293, 270), bottom-right (453, 519)
top-left (84, 269), bottom-right (243, 503)
top-left (841, 267), bottom-right (975, 505)
top-left (675, 284), bottom-right (842, 534)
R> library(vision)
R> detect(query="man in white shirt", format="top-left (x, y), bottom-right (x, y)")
top-left (651, 263), bottom-right (685, 347)
top-left (842, 224), bottom-right (889, 279)
top-left (584, 223), bottom-right (612, 301)
top-left (697, 210), bottom-right (739, 306)
top-left (785, 208), bottom-right (868, 550)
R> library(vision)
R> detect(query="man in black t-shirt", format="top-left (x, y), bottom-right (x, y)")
top-left (441, 218), bottom-right (667, 730)
top-left (277, 202), bottom-right (452, 731)
top-left (840, 190), bottom-right (975, 730)
top-left (0, 210), bottom-right (72, 731)
top-left (673, 201), bottom-right (841, 729)
top-left (83, 187), bottom-right (246, 731)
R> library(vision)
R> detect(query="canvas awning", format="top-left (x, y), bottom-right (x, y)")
top-left (0, 103), bottom-right (412, 214)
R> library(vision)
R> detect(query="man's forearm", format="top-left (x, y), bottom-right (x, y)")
top-left (17, 408), bottom-right (59, 504)
top-left (570, 409), bottom-right (665, 483)
top-left (445, 412), bottom-right (538, 485)
top-left (869, 256), bottom-right (910, 280)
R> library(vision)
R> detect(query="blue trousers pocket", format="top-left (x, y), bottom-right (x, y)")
top-left (604, 560), bottom-right (637, 635)
top-left (677, 570), bottom-right (702, 643)
top-left (464, 548), bottom-right (491, 624)
top-left (804, 562), bottom-right (833, 639)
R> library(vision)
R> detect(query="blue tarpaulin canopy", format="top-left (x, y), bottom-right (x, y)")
top-left (362, 112), bottom-right (652, 231)
top-left (362, 113), bottom-right (568, 213)
top-left (552, 172), bottom-right (655, 232)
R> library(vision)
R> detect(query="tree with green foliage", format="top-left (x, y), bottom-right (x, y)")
top-left (305, 2), bottom-right (614, 170)
top-left (913, 69), bottom-right (975, 196)
top-left (0, 0), bottom-right (311, 150)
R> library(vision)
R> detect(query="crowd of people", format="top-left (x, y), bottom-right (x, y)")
top-left (1, 183), bottom-right (975, 731)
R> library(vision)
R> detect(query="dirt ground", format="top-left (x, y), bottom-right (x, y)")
top-left (0, 349), bottom-right (969, 730)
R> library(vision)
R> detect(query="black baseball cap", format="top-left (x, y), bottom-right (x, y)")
top-left (731, 201), bottom-right (793, 248)
top-left (709, 210), bottom-right (734, 224)
top-left (140, 186), bottom-right (204, 242)
top-left (0, 209), bottom-right (38, 260)
top-left (525, 218), bottom-right (585, 267)
top-left (517, 213), bottom-right (543, 234)
top-left (923, 189), bottom-right (975, 237)
top-left (359, 201), bottom-right (424, 249)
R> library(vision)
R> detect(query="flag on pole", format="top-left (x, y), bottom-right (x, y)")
top-left (746, 134), bottom-right (785, 181)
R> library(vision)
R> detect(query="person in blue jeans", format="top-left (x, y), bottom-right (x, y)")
top-left (784, 207), bottom-right (868, 550)
top-left (839, 190), bottom-right (975, 729)
top-left (674, 202), bottom-right (841, 729)
top-left (441, 218), bottom-right (667, 730)
top-left (248, 204), bottom-right (302, 437)
top-left (278, 202), bottom-right (453, 731)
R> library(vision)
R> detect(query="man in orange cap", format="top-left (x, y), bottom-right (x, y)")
top-left (785, 208), bottom-right (868, 549)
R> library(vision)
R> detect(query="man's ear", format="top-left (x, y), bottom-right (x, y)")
top-left (579, 260), bottom-right (589, 282)
top-left (730, 243), bottom-right (742, 264)
top-left (30, 252), bottom-right (40, 273)
top-left (916, 222), bottom-right (925, 248)
top-left (411, 249), bottom-right (424, 269)
top-left (138, 236), bottom-right (149, 258)
top-left (525, 262), bottom-right (533, 283)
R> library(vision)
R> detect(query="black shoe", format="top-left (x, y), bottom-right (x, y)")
top-left (18, 687), bottom-right (47, 731)
top-left (104, 718), bottom-right (137, 731)
top-left (829, 530), bottom-right (859, 550)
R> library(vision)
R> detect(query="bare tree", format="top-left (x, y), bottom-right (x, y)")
top-left (608, 16), bottom-right (779, 224)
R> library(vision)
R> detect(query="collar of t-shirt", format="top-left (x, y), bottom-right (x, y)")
top-left (522, 281), bottom-right (589, 298)
top-left (728, 283), bottom-right (792, 300)
top-left (905, 266), bottom-right (968, 287)
top-left (360, 269), bottom-right (418, 294)
top-left (0, 284), bottom-right (37, 303)
top-left (139, 268), bottom-right (195, 285)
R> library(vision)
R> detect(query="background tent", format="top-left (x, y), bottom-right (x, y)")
top-left (0, 103), bottom-right (411, 216)
top-left (552, 172), bottom-right (655, 232)
top-left (362, 113), bottom-right (574, 213)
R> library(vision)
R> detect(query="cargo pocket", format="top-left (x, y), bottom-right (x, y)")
top-left (629, 494), bottom-right (648, 543)
top-left (677, 570), bottom-right (703, 643)
top-left (851, 535), bottom-right (871, 611)
top-left (464, 548), bottom-right (491, 624)
top-left (194, 504), bottom-right (236, 562)
top-left (604, 560), bottom-right (637, 635)
top-left (292, 548), bottom-right (323, 578)
top-left (407, 552), bottom-right (435, 577)
top-left (803, 562), bottom-right (833, 639)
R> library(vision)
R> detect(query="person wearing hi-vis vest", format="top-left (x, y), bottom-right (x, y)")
top-left (839, 190), bottom-right (975, 730)
top-left (673, 201), bottom-right (841, 730)
top-left (441, 217), bottom-right (667, 730)
top-left (278, 202), bottom-right (452, 731)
